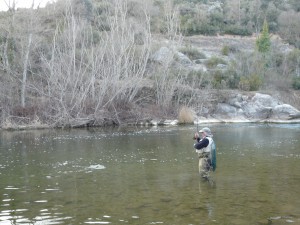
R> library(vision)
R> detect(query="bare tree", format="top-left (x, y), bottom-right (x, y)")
top-left (0, 0), bottom-right (16, 72)
top-left (36, 0), bottom-right (152, 125)
top-left (0, 0), bottom-right (40, 111)
top-left (278, 10), bottom-right (300, 48)
top-left (149, 0), bottom-right (187, 113)
top-left (163, 0), bottom-right (180, 39)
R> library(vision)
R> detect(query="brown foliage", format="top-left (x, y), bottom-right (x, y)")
top-left (178, 106), bottom-right (194, 124)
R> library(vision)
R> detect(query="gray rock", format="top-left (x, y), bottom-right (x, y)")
top-left (256, 107), bottom-right (273, 119)
top-left (191, 64), bottom-right (208, 72)
top-left (151, 47), bottom-right (173, 65)
top-left (273, 104), bottom-right (299, 119)
top-left (215, 103), bottom-right (237, 118)
top-left (252, 93), bottom-right (281, 108)
top-left (216, 64), bottom-right (227, 69)
top-left (175, 52), bottom-right (192, 65)
top-left (221, 93), bottom-right (300, 121)
top-left (228, 97), bottom-right (242, 108)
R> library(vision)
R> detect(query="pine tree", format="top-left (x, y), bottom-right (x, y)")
top-left (256, 19), bottom-right (271, 53)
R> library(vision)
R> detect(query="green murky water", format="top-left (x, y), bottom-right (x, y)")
top-left (0, 124), bottom-right (300, 225)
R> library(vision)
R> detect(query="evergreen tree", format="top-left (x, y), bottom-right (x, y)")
top-left (256, 19), bottom-right (271, 53)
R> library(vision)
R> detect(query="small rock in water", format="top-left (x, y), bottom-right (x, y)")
top-left (269, 216), bottom-right (281, 220)
top-left (87, 165), bottom-right (106, 170)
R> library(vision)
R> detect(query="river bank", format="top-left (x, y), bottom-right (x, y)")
top-left (1, 90), bottom-right (300, 131)
top-left (1, 32), bottom-right (300, 131)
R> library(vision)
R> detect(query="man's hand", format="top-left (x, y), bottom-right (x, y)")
top-left (194, 132), bottom-right (199, 140)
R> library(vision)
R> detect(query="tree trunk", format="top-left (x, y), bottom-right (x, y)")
top-left (21, 33), bottom-right (32, 108)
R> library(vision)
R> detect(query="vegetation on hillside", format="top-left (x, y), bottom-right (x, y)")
top-left (0, 0), bottom-right (299, 128)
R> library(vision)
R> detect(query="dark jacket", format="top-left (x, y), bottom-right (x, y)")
top-left (194, 137), bottom-right (209, 150)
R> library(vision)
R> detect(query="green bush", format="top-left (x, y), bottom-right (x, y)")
top-left (223, 68), bottom-right (240, 89)
top-left (249, 74), bottom-right (262, 91)
top-left (180, 15), bottom-right (219, 36)
top-left (186, 71), bottom-right (210, 88)
top-left (210, 68), bottom-right (241, 89)
top-left (272, 51), bottom-right (284, 67)
top-left (292, 76), bottom-right (300, 90)
top-left (212, 71), bottom-right (226, 89)
top-left (197, 24), bottom-right (219, 35)
top-left (224, 24), bottom-right (252, 36)
top-left (239, 77), bottom-right (251, 91)
top-left (239, 74), bottom-right (262, 91)
top-left (221, 45), bottom-right (229, 56)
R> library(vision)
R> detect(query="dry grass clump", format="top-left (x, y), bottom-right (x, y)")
top-left (178, 106), bottom-right (195, 124)
top-left (1, 118), bottom-right (15, 130)
top-left (1, 116), bottom-right (48, 130)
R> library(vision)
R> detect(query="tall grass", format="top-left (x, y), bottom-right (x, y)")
top-left (178, 106), bottom-right (194, 124)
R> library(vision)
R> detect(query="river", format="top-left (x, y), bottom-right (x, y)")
top-left (0, 124), bottom-right (300, 225)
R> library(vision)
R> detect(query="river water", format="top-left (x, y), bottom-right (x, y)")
top-left (0, 124), bottom-right (299, 225)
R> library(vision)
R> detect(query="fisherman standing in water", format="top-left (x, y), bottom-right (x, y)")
top-left (194, 127), bottom-right (216, 179)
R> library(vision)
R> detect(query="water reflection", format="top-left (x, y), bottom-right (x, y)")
top-left (0, 124), bottom-right (300, 224)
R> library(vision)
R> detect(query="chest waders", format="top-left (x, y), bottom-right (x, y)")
top-left (198, 153), bottom-right (211, 178)
top-left (197, 137), bottom-right (215, 178)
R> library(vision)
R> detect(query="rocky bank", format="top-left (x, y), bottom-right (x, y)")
top-left (147, 34), bottom-right (300, 126)
top-left (148, 91), bottom-right (300, 126)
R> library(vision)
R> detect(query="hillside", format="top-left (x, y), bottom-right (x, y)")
top-left (183, 34), bottom-right (293, 56)
top-left (149, 33), bottom-right (300, 121)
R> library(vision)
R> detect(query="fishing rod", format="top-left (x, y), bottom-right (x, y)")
top-left (193, 103), bottom-right (202, 140)
top-left (197, 112), bottom-right (199, 132)
top-left (195, 115), bottom-right (198, 140)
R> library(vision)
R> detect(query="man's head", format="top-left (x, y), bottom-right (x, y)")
top-left (199, 127), bottom-right (212, 137)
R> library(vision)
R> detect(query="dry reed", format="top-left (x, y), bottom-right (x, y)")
top-left (178, 106), bottom-right (195, 124)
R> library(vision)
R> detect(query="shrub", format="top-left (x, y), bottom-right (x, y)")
top-left (221, 45), bottom-right (229, 56)
top-left (180, 15), bottom-right (219, 36)
top-left (223, 68), bottom-right (240, 89)
top-left (292, 77), bottom-right (300, 90)
top-left (286, 49), bottom-right (300, 75)
top-left (248, 74), bottom-right (262, 91)
top-left (224, 24), bottom-right (252, 36)
top-left (178, 106), bottom-right (194, 124)
top-left (212, 70), bottom-right (227, 89)
top-left (205, 56), bottom-right (227, 69)
top-left (186, 71), bottom-right (210, 88)
top-left (239, 76), bottom-right (251, 91)
top-left (239, 74), bottom-right (262, 91)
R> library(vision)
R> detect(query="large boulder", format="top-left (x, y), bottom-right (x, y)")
top-left (242, 102), bottom-right (272, 119)
top-left (175, 52), bottom-right (192, 65)
top-left (251, 93), bottom-right (281, 108)
top-left (214, 103), bottom-right (246, 119)
top-left (151, 47), bottom-right (174, 65)
top-left (151, 47), bottom-right (193, 66)
top-left (273, 104), bottom-right (299, 119)
top-left (212, 92), bottom-right (300, 121)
